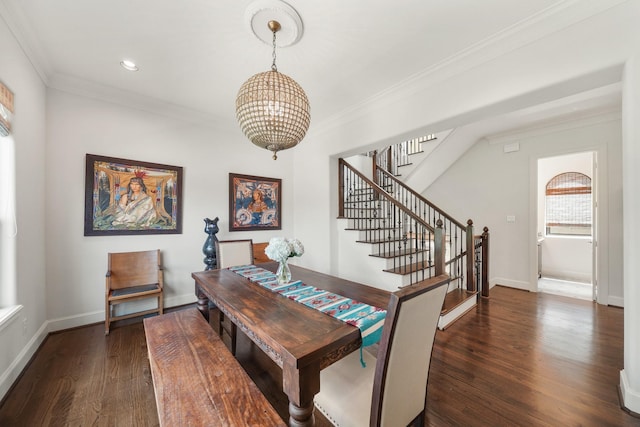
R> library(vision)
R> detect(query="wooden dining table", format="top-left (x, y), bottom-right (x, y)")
top-left (192, 261), bottom-right (390, 427)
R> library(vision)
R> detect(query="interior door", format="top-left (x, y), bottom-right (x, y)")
top-left (591, 152), bottom-right (598, 301)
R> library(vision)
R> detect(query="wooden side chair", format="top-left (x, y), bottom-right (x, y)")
top-left (314, 274), bottom-right (449, 426)
top-left (105, 249), bottom-right (164, 335)
top-left (214, 239), bottom-right (254, 354)
top-left (252, 242), bottom-right (270, 264)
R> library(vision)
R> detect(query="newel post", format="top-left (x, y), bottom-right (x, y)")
top-left (466, 219), bottom-right (476, 293)
top-left (434, 219), bottom-right (445, 276)
top-left (338, 158), bottom-right (345, 218)
top-left (481, 226), bottom-right (490, 298)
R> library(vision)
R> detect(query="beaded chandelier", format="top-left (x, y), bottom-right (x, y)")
top-left (236, 20), bottom-right (310, 160)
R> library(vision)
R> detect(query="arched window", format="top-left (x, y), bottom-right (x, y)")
top-left (545, 172), bottom-right (592, 236)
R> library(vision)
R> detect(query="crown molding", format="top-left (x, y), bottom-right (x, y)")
top-left (1, 0), bottom-right (233, 128)
top-left (484, 108), bottom-right (621, 146)
top-left (0, 0), bottom-right (52, 85)
top-left (48, 73), bottom-right (233, 129)
top-left (311, 0), bottom-right (630, 137)
top-left (1, 0), bottom-right (631, 133)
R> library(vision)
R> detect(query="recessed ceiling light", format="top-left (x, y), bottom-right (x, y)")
top-left (120, 60), bottom-right (139, 72)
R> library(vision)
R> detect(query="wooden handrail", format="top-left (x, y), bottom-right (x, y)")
top-left (374, 165), bottom-right (467, 230)
top-left (339, 158), bottom-right (435, 233)
top-left (341, 151), bottom-right (489, 298)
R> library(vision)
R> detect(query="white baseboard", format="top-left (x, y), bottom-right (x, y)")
top-left (47, 293), bottom-right (197, 332)
top-left (0, 319), bottom-right (48, 401)
top-left (541, 269), bottom-right (591, 284)
top-left (608, 295), bottom-right (624, 308)
top-left (491, 277), bottom-right (531, 291)
top-left (620, 370), bottom-right (640, 415)
top-left (438, 295), bottom-right (476, 330)
top-left (492, 276), bottom-right (624, 307)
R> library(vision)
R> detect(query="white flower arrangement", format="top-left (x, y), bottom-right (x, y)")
top-left (265, 237), bottom-right (304, 262)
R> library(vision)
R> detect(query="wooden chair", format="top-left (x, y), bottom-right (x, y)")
top-left (105, 249), bottom-right (164, 335)
top-left (214, 239), bottom-right (254, 354)
top-left (314, 274), bottom-right (450, 426)
top-left (252, 242), bottom-right (270, 264)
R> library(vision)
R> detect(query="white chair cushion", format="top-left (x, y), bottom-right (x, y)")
top-left (217, 240), bottom-right (253, 268)
top-left (315, 350), bottom-right (376, 427)
top-left (379, 292), bottom-right (443, 425)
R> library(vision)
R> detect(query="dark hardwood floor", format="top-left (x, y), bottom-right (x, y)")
top-left (0, 286), bottom-right (638, 426)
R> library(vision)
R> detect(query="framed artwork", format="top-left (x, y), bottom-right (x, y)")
top-left (84, 154), bottom-right (183, 236)
top-left (229, 173), bottom-right (281, 231)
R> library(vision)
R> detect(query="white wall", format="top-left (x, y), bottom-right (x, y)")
top-left (1, 0), bottom-right (639, 408)
top-left (540, 237), bottom-right (593, 283)
top-left (537, 152), bottom-right (593, 283)
top-left (424, 114), bottom-right (622, 303)
top-left (44, 90), bottom-right (297, 329)
top-left (0, 15), bottom-right (48, 399)
top-left (293, 1), bottom-right (634, 297)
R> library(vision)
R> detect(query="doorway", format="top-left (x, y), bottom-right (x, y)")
top-left (536, 151), bottom-right (596, 301)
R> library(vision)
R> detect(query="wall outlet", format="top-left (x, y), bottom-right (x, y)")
top-left (506, 215), bottom-right (516, 223)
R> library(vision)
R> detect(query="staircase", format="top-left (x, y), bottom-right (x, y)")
top-left (338, 138), bottom-right (490, 330)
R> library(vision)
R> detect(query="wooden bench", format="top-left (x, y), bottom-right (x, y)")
top-left (143, 308), bottom-right (285, 427)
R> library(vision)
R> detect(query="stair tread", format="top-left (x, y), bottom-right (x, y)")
top-left (441, 289), bottom-right (477, 315)
top-left (370, 248), bottom-right (426, 259)
top-left (383, 260), bottom-right (433, 275)
top-left (356, 237), bottom-right (405, 244)
top-left (344, 227), bottom-right (398, 231)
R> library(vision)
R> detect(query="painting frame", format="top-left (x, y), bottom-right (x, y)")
top-left (229, 173), bottom-right (281, 232)
top-left (84, 154), bottom-right (183, 236)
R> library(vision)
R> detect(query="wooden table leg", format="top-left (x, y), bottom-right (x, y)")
top-left (283, 361), bottom-right (320, 427)
top-left (288, 402), bottom-right (315, 427)
top-left (195, 284), bottom-right (210, 322)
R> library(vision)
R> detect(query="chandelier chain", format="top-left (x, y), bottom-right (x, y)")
top-left (236, 18), bottom-right (309, 160)
top-left (271, 29), bottom-right (278, 72)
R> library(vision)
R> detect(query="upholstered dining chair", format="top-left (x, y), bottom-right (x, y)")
top-left (214, 239), bottom-right (254, 354)
top-left (314, 274), bottom-right (449, 427)
top-left (105, 249), bottom-right (163, 335)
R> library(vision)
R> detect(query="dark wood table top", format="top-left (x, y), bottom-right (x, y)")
top-left (192, 261), bottom-right (391, 426)
top-left (192, 261), bottom-right (391, 369)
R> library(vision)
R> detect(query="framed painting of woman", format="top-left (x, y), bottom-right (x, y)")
top-left (229, 173), bottom-right (281, 231)
top-left (84, 154), bottom-right (183, 236)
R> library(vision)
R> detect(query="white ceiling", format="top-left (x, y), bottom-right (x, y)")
top-left (0, 0), bottom-right (622, 136)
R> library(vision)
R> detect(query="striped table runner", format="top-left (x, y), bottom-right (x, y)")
top-left (228, 265), bottom-right (387, 351)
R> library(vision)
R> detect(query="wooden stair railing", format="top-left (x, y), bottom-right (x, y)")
top-left (339, 158), bottom-right (446, 285)
top-left (475, 227), bottom-right (490, 298)
top-left (339, 145), bottom-right (490, 300)
top-left (372, 162), bottom-right (477, 294)
top-left (372, 134), bottom-right (436, 177)
top-left (375, 144), bottom-right (490, 298)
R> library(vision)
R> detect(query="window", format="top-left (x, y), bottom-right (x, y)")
top-left (0, 137), bottom-right (17, 308)
top-left (545, 172), bottom-right (592, 236)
